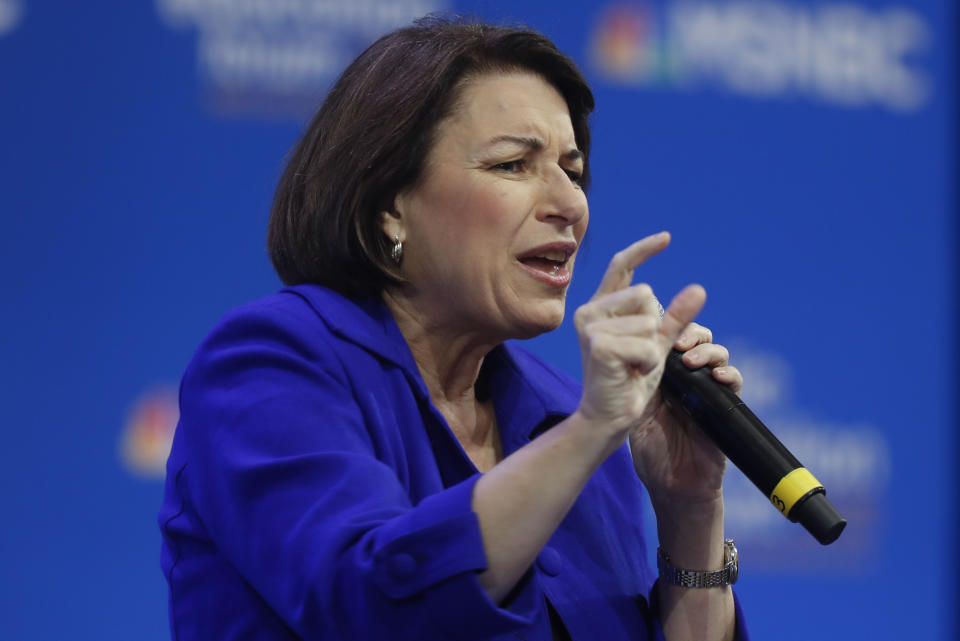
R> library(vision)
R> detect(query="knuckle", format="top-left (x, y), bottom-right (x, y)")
top-left (590, 333), bottom-right (614, 357)
top-left (638, 314), bottom-right (659, 333)
top-left (573, 305), bottom-right (592, 330)
top-left (610, 250), bottom-right (628, 270)
top-left (633, 283), bottom-right (653, 299)
top-left (633, 344), bottom-right (660, 372)
top-left (687, 322), bottom-right (712, 342)
top-left (583, 320), bottom-right (604, 339)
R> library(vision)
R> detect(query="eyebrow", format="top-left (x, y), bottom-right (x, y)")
top-left (486, 135), bottom-right (584, 163)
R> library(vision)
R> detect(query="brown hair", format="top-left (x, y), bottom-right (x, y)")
top-left (267, 16), bottom-right (595, 298)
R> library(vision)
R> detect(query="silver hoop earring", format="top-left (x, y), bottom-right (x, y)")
top-left (391, 234), bottom-right (403, 264)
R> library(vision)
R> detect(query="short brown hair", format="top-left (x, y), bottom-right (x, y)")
top-left (267, 16), bottom-right (595, 298)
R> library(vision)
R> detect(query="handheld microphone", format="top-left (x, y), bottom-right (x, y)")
top-left (660, 349), bottom-right (847, 545)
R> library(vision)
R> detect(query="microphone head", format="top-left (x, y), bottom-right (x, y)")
top-left (791, 492), bottom-right (847, 545)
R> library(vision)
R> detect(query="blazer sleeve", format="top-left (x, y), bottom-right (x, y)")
top-left (175, 302), bottom-right (541, 640)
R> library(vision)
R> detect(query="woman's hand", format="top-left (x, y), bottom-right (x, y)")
top-left (572, 233), bottom-right (705, 441)
top-left (572, 231), bottom-right (743, 505)
top-left (629, 321), bottom-right (742, 508)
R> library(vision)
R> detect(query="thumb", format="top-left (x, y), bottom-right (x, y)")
top-left (657, 284), bottom-right (706, 349)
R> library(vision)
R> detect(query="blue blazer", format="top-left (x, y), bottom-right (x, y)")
top-left (159, 284), bottom-right (747, 640)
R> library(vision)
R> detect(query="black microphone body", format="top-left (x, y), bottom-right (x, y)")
top-left (660, 349), bottom-right (846, 545)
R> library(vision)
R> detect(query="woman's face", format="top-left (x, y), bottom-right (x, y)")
top-left (388, 71), bottom-right (589, 340)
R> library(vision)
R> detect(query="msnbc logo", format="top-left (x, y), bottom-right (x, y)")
top-left (589, 1), bottom-right (933, 112)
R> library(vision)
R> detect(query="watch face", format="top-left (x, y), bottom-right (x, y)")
top-left (725, 539), bottom-right (739, 585)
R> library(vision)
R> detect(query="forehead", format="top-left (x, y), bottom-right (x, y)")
top-left (438, 71), bottom-right (576, 148)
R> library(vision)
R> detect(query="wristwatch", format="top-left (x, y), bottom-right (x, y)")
top-left (657, 538), bottom-right (739, 588)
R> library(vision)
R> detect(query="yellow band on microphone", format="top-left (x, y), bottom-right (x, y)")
top-left (769, 467), bottom-right (824, 516)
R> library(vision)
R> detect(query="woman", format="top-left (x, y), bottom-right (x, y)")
top-left (160, 18), bottom-right (748, 641)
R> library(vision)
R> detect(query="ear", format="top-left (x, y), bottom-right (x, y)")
top-left (380, 195), bottom-right (406, 244)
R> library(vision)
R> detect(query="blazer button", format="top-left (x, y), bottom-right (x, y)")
top-left (387, 553), bottom-right (417, 581)
top-left (537, 547), bottom-right (562, 577)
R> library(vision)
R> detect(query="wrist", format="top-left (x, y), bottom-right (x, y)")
top-left (568, 408), bottom-right (631, 453)
top-left (652, 492), bottom-right (724, 537)
top-left (653, 495), bottom-right (726, 571)
top-left (658, 539), bottom-right (739, 588)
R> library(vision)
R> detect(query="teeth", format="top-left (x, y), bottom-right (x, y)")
top-left (538, 251), bottom-right (568, 261)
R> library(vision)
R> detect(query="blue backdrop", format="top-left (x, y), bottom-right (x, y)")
top-left (0, 0), bottom-right (954, 639)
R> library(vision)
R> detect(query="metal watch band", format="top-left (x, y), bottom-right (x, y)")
top-left (657, 538), bottom-right (739, 588)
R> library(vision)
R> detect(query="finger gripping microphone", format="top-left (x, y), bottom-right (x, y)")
top-left (660, 349), bottom-right (847, 545)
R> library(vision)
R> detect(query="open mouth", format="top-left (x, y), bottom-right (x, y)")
top-left (516, 243), bottom-right (576, 281)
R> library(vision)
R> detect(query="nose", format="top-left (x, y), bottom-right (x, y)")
top-left (537, 165), bottom-right (588, 228)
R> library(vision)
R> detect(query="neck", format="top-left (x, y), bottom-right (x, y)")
top-left (382, 286), bottom-right (504, 471)
top-left (383, 287), bottom-right (497, 406)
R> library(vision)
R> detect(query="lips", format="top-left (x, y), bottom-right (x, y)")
top-left (517, 241), bottom-right (577, 286)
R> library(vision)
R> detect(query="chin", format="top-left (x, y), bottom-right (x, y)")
top-left (509, 301), bottom-right (566, 340)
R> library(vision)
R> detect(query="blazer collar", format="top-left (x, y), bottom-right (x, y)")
top-left (283, 284), bottom-right (578, 439)
top-left (283, 283), bottom-right (422, 375)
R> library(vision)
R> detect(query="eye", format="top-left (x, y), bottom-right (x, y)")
top-left (564, 168), bottom-right (584, 185)
top-left (492, 159), bottom-right (526, 173)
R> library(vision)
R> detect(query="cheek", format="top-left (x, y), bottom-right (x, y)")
top-left (411, 190), bottom-right (506, 276)
top-left (445, 186), bottom-right (519, 250)
top-left (407, 171), bottom-right (529, 277)
top-left (467, 182), bottom-right (516, 223)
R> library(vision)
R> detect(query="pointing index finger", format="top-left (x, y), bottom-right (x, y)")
top-left (592, 232), bottom-right (671, 300)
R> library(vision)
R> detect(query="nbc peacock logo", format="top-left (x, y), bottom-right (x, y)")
top-left (588, 3), bottom-right (679, 85)
top-left (588, 0), bottom-right (932, 112)
top-left (118, 385), bottom-right (179, 479)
